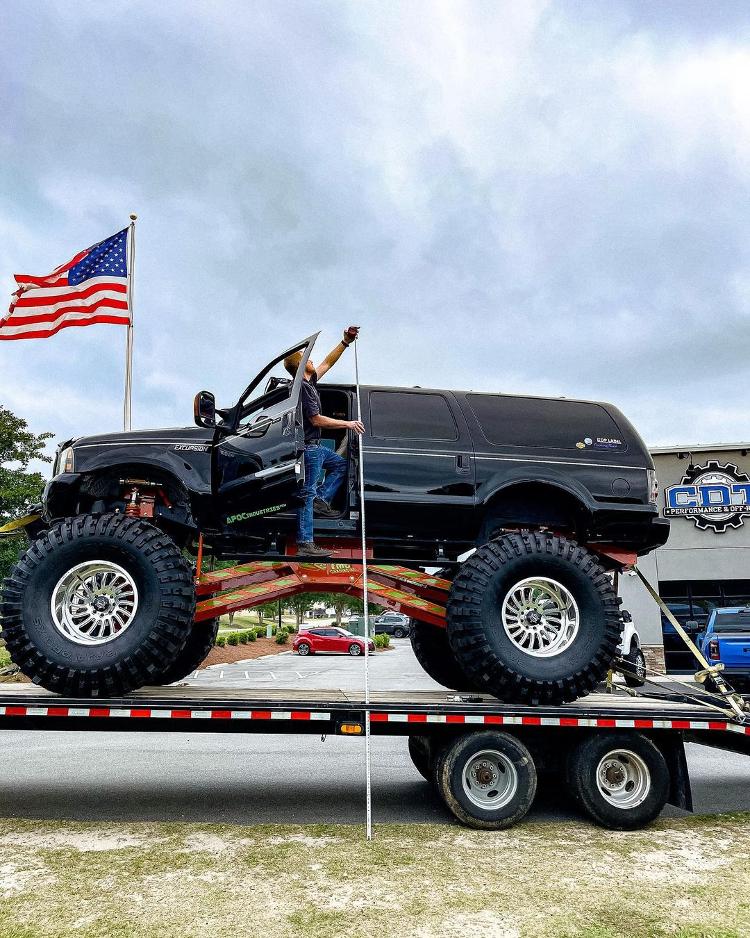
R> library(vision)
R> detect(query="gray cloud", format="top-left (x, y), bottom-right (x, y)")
top-left (1, 0), bottom-right (749, 458)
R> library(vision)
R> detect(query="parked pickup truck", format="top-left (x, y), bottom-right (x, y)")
top-left (699, 607), bottom-right (750, 691)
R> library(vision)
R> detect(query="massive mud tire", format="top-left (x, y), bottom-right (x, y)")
top-left (410, 619), bottom-right (479, 692)
top-left (152, 618), bottom-right (219, 685)
top-left (0, 514), bottom-right (195, 697)
top-left (446, 532), bottom-right (622, 705)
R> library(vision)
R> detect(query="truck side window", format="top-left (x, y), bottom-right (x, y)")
top-left (369, 391), bottom-right (458, 441)
top-left (466, 394), bottom-right (625, 451)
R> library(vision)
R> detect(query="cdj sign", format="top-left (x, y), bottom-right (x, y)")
top-left (664, 460), bottom-right (750, 533)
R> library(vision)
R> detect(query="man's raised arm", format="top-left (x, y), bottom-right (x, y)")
top-left (314, 325), bottom-right (359, 378)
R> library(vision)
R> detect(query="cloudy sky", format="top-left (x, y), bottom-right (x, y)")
top-left (2, 0), bottom-right (749, 459)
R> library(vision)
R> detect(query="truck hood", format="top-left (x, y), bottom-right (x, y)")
top-left (71, 426), bottom-right (214, 448)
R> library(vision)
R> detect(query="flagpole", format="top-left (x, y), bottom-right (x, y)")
top-left (124, 214), bottom-right (136, 431)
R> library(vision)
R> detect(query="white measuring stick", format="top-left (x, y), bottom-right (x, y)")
top-left (353, 337), bottom-right (373, 841)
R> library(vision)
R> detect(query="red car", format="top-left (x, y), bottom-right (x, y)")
top-left (293, 627), bottom-right (375, 657)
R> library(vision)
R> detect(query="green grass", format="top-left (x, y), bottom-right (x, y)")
top-left (0, 815), bottom-right (748, 937)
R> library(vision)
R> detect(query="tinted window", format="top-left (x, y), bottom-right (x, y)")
top-left (713, 612), bottom-right (750, 632)
top-left (466, 394), bottom-right (625, 452)
top-left (369, 392), bottom-right (458, 441)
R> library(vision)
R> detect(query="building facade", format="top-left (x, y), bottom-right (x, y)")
top-left (619, 443), bottom-right (750, 671)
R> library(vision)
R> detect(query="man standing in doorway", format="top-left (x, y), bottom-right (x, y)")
top-left (284, 326), bottom-right (364, 557)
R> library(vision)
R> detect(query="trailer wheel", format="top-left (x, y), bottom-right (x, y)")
top-left (565, 732), bottom-right (669, 830)
top-left (152, 618), bottom-right (219, 684)
top-left (407, 735), bottom-right (432, 781)
top-left (410, 620), bottom-right (479, 692)
top-left (447, 533), bottom-right (622, 705)
top-left (436, 731), bottom-right (537, 830)
top-left (0, 514), bottom-right (195, 697)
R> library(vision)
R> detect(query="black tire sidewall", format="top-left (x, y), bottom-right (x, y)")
top-left (566, 732), bottom-right (669, 830)
top-left (22, 534), bottom-right (179, 670)
top-left (479, 554), bottom-right (610, 683)
top-left (624, 648), bottom-right (647, 687)
top-left (439, 731), bottom-right (537, 830)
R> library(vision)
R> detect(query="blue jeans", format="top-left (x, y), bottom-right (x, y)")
top-left (297, 444), bottom-right (347, 543)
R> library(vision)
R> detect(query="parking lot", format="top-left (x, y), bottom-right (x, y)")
top-left (0, 639), bottom-right (748, 827)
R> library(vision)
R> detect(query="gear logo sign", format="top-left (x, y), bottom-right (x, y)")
top-left (664, 461), bottom-right (750, 533)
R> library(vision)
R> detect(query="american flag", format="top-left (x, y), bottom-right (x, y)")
top-left (0, 228), bottom-right (130, 341)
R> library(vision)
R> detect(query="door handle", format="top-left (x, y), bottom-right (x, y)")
top-left (456, 454), bottom-right (471, 473)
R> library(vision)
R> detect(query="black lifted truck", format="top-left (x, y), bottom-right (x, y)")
top-left (1, 334), bottom-right (668, 701)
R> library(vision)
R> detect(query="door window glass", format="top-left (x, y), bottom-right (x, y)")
top-left (369, 391), bottom-right (458, 441)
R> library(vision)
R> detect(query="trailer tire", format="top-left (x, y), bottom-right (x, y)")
top-left (0, 514), bottom-right (195, 697)
top-left (565, 732), bottom-right (669, 830)
top-left (436, 731), bottom-right (537, 830)
top-left (408, 735), bottom-right (432, 781)
top-left (447, 533), bottom-right (622, 705)
top-left (152, 618), bottom-right (219, 684)
top-left (409, 620), bottom-right (479, 692)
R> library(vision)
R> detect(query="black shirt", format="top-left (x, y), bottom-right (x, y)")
top-left (300, 373), bottom-right (322, 445)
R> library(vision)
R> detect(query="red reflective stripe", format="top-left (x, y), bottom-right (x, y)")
top-left (406, 713), bottom-right (427, 723)
top-left (446, 714), bottom-right (466, 724)
top-left (634, 720), bottom-right (654, 729)
top-left (671, 720), bottom-right (691, 730)
top-left (291, 711), bottom-right (310, 720)
top-left (47, 707), bottom-right (70, 717)
top-left (596, 719), bottom-right (616, 727)
top-left (370, 713), bottom-right (388, 722)
top-left (483, 715), bottom-right (504, 724)
top-left (129, 708), bottom-right (151, 718)
top-left (560, 717), bottom-right (580, 727)
top-left (89, 708), bottom-right (110, 717)
top-left (521, 716), bottom-right (542, 726)
top-left (211, 710), bottom-right (232, 720)
top-left (250, 710), bottom-right (272, 720)
top-left (6, 706), bottom-right (27, 716)
top-left (708, 721), bottom-right (727, 730)
top-left (170, 710), bottom-right (192, 719)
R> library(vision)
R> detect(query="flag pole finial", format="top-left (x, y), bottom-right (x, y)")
top-left (129, 213), bottom-right (137, 221)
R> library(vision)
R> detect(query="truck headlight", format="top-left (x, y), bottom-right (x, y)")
top-left (57, 446), bottom-right (75, 474)
top-left (647, 469), bottom-right (658, 505)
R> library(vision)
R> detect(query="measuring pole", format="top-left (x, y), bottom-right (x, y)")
top-left (123, 213), bottom-right (137, 431)
top-left (353, 338), bottom-right (373, 841)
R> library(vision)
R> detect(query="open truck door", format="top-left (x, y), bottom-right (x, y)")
top-left (210, 334), bottom-right (318, 523)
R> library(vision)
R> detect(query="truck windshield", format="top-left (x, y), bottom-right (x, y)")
top-left (713, 612), bottom-right (750, 632)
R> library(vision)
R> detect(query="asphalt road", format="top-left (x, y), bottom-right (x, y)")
top-left (0, 641), bottom-right (748, 826)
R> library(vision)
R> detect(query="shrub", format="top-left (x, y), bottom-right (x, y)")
top-left (248, 630), bottom-right (256, 642)
top-left (374, 633), bottom-right (390, 649)
top-left (215, 635), bottom-right (227, 647)
top-left (253, 627), bottom-right (266, 639)
top-left (227, 633), bottom-right (240, 647)
top-left (275, 630), bottom-right (289, 645)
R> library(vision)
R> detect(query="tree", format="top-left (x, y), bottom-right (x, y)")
top-left (0, 405), bottom-right (53, 581)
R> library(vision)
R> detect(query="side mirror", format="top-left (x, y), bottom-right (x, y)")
top-left (194, 390), bottom-right (216, 429)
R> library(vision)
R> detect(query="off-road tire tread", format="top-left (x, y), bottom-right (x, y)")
top-left (410, 619), bottom-right (479, 692)
top-left (0, 513), bottom-right (195, 697)
top-left (153, 618), bottom-right (219, 685)
top-left (446, 532), bottom-right (623, 705)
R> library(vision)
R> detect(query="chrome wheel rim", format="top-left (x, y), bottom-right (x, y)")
top-left (349, 644), bottom-right (362, 656)
top-left (461, 749), bottom-right (518, 809)
top-left (501, 577), bottom-right (580, 658)
top-left (596, 749), bottom-right (651, 809)
top-left (51, 560), bottom-right (139, 646)
top-left (298, 643), bottom-right (309, 655)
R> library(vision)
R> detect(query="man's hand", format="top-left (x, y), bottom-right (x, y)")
top-left (343, 325), bottom-right (360, 345)
top-left (347, 419), bottom-right (365, 435)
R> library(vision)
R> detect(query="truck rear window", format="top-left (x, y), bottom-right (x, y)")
top-left (466, 394), bottom-right (626, 452)
top-left (713, 612), bottom-right (750, 632)
top-left (369, 391), bottom-right (458, 441)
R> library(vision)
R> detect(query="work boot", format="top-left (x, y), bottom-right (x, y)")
top-left (313, 498), bottom-right (339, 518)
top-left (297, 542), bottom-right (333, 557)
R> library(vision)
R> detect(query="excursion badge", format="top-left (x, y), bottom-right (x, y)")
top-left (664, 460), bottom-right (750, 533)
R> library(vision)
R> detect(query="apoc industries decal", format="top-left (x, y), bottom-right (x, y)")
top-left (664, 460), bottom-right (750, 533)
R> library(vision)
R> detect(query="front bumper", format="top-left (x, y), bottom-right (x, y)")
top-left (42, 473), bottom-right (82, 520)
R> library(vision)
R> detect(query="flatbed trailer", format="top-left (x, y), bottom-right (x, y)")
top-left (1, 682), bottom-right (747, 831)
